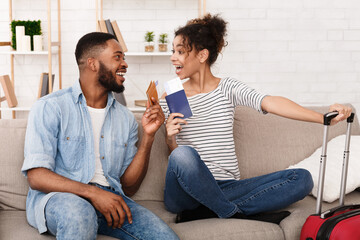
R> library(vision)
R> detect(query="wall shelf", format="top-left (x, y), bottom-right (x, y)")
top-left (126, 52), bottom-right (171, 56)
top-left (0, 50), bottom-right (58, 55)
top-left (0, 0), bottom-right (62, 119)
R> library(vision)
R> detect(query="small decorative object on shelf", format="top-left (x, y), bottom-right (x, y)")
top-left (144, 31), bottom-right (155, 52)
top-left (11, 20), bottom-right (42, 51)
top-left (15, 26), bottom-right (24, 51)
top-left (22, 35), bottom-right (31, 51)
top-left (158, 33), bottom-right (168, 52)
top-left (33, 35), bottom-right (43, 51)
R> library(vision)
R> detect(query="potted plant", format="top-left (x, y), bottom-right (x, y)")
top-left (144, 31), bottom-right (155, 52)
top-left (11, 20), bottom-right (42, 51)
top-left (158, 33), bottom-right (168, 52)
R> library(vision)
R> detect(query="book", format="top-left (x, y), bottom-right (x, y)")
top-left (105, 19), bottom-right (115, 36)
top-left (164, 77), bottom-right (192, 119)
top-left (146, 80), bottom-right (158, 106)
top-left (111, 20), bottom-right (128, 52)
top-left (98, 19), bottom-right (108, 33)
top-left (0, 75), bottom-right (18, 108)
top-left (38, 73), bottom-right (55, 98)
top-left (134, 100), bottom-right (147, 107)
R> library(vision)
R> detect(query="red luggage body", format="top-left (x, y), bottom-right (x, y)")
top-left (300, 112), bottom-right (360, 240)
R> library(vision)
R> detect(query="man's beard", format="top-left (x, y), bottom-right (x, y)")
top-left (98, 61), bottom-right (125, 93)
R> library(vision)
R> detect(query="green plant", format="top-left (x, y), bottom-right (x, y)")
top-left (11, 20), bottom-right (42, 50)
top-left (158, 33), bottom-right (168, 44)
top-left (144, 31), bottom-right (155, 43)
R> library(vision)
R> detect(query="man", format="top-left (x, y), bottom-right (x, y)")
top-left (21, 32), bottom-right (179, 240)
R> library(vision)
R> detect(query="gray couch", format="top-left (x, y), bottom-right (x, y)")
top-left (1, 105), bottom-right (359, 240)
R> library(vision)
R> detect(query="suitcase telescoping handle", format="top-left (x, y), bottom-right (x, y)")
top-left (315, 112), bottom-right (355, 216)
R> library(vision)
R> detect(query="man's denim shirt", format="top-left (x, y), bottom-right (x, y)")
top-left (21, 81), bottom-right (138, 234)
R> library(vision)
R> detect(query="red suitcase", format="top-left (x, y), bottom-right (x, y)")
top-left (300, 112), bottom-right (360, 240)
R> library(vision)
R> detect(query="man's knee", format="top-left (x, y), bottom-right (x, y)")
top-left (46, 193), bottom-right (98, 239)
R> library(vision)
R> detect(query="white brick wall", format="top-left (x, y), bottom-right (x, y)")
top-left (0, 0), bottom-right (359, 119)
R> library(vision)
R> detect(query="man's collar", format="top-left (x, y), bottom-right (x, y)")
top-left (71, 80), bottom-right (117, 108)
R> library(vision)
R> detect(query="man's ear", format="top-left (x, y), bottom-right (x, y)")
top-left (198, 49), bottom-right (209, 63)
top-left (87, 58), bottom-right (98, 72)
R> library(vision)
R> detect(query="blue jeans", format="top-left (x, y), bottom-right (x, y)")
top-left (45, 185), bottom-right (179, 240)
top-left (164, 146), bottom-right (313, 217)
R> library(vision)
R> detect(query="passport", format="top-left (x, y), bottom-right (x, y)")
top-left (164, 78), bottom-right (193, 119)
top-left (146, 80), bottom-right (158, 106)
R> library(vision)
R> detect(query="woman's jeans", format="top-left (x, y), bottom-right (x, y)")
top-left (45, 184), bottom-right (179, 240)
top-left (164, 146), bottom-right (314, 218)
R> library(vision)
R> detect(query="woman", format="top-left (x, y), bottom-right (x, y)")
top-left (159, 14), bottom-right (352, 224)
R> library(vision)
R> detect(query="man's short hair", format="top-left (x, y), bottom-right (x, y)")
top-left (75, 32), bottom-right (117, 68)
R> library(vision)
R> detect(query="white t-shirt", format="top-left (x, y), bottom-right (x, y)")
top-left (88, 105), bottom-right (110, 186)
top-left (160, 77), bottom-right (267, 180)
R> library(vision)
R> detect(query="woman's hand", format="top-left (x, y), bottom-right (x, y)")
top-left (165, 113), bottom-right (187, 151)
top-left (166, 113), bottom-right (187, 138)
top-left (329, 104), bottom-right (352, 125)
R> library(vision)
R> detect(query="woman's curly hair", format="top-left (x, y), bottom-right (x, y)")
top-left (175, 13), bottom-right (228, 66)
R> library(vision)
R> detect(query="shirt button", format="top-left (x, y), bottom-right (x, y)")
top-left (79, 101), bottom-right (82, 104)
top-left (66, 137), bottom-right (70, 140)
top-left (125, 143), bottom-right (127, 147)
top-left (101, 135), bottom-right (104, 138)
top-left (101, 156), bottom-right (104, 159)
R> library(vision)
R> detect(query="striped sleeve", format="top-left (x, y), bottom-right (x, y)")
top-left (222, 77), bottom-right (267, 113)
top-left (159, 99), bottom-right (170, 119)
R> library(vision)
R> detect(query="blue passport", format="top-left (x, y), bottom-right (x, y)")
top-left (165, 89), bottom-right (193, 119)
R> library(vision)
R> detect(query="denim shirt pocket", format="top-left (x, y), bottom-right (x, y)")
top-left (111, 139), bottom-right (128, 176)
top-left (58, 135), bottom-right (86, 171)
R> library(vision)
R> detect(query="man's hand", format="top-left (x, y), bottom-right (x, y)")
top-left (142, 97), bottom-right (165, 136)
top-left (329, 104), bottom-right (352, 125)
top-left (88, 186), bottom-right (132, 229)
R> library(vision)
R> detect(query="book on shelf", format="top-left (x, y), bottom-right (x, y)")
top-left (97, 19), bottom-right (127, 52)
top-left (134, 100), bottom-right (147, 107)
top-left (0, 75), bottom-right (18, 108)
top-left (38, 73), bottom-right (55, 98)
top-left (111, 20), bottom-right (128, 52)
top-left (105, 19), bottom-right (115, 36)
top-left (98, 19), bottom-right (108, 33)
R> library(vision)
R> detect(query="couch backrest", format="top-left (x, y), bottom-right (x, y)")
top-left (1, 105), bottom-right (359, 208)
top-left (0, 119), bottom-right (28, 210)
top-left (232, 105), bottom-right (359, 180)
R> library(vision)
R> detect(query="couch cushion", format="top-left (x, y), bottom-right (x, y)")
top-left (0, 210), bottom-right (117, 240)
top-left (132, 113), bottom-right (170, 202)
top-left (137, 200), bottom-right (285, 240)
top-left (288, 135), bottom-right (360, 203)
top-left (0, 119), bottom-right (28, 210)
top-left (234, 105), bottom-right (359, 179)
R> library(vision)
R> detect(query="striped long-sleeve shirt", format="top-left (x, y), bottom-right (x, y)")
top-left (160, 77), bottom-right (267, 180)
